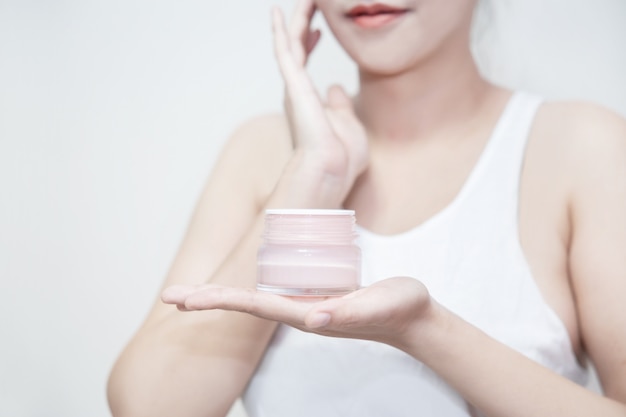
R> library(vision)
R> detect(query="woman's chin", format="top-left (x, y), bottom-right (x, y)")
top-left (354, 57), bottom-right (418, 78)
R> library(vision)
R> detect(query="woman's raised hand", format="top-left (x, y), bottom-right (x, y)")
top-left (273, 0), bottom-right (369, 202)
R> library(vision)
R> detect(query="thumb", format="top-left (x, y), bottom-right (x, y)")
top-left (304, 295), bottom-right (359, 329)
top-left (326, 84), bottom-right (355, 112)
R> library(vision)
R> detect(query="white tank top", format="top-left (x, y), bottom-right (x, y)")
top-left (243, 92), bottom-right (588, 417)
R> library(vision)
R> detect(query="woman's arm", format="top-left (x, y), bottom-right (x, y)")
top-left (108, 2), bottom-right (368, 416)
top-left (106, 115), bottom-right (290, 417)
top-left (565, 104), bottom-right (626, 401)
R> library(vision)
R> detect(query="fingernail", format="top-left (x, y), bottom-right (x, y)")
top-left (308, 312), bottom-right (331, 328)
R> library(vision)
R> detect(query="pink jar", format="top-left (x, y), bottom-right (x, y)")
top-left (257, 209), bottom-right (361, 296)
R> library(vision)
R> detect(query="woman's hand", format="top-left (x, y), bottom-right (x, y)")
top-left (273, 0), bottom-right (369, 201)
top-left (161, 277), bottom-right (433, 348)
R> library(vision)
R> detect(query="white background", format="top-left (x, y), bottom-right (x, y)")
top-left (1, 1), bottom-right (625, 417)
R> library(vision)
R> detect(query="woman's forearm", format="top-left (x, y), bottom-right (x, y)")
top-left (107, 208), bottom-right (276, 417)
top-left (108, 153), bottom-right (351, 417)
top-left (107, 309), bottom-right (275, 417)
top-left (402, 302), bottom-right (626, 417)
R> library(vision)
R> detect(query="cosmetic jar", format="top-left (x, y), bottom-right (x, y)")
top-left (257, 209), bottom-right (361, 296)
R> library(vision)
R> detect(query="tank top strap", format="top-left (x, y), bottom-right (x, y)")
top-left (459, 91), bottom-right (544, 219)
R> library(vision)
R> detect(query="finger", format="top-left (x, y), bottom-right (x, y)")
top-left (324, 85), bottom-right (360, 139)
top-left (184, 286), bottom-right (254, 311)
top-left (184, 286), bottom-right (313, 326)
top-left (272, 8), bottom-right (305, 92)
top-left (289, 0), bottom-right (316, 37)
top-left (288, 0), bottom-right (316, 65)
top-left (325, 85), bottom-right (362, 139)
top-left (272, 6), bottom-right (292, 61)
top-left (177, 303), bottom-right (193, 312)
top-left (273, 8), bottom-right (323, 106)
top-left (161, 284), bottom-right (210, 305)
top-left (304, 296), bottom-right (357, 329)
top-left (326, 84), bottom-right (355, 111)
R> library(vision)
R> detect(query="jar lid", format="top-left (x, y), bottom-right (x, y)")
top-left (265, 209), bottom-right (355, 216)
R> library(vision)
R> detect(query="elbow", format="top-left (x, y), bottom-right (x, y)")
top-left (107, 359), bottom-right (136, 417)
top-left (106, 351), bottom-right (155, 417)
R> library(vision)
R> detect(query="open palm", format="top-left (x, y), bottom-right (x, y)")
top-left (162, 277), bottom-right (432, 349)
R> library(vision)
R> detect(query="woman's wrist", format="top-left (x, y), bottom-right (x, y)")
top-left (268, 149), bottom-right (352, 209)
top-left (392, 298), bottom-right (455, 363)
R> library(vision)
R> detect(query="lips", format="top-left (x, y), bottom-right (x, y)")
top-left (345, 3), bottom-right (409, 29)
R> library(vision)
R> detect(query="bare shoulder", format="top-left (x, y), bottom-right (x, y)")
top-left (534, 100), bottom-right (626, 154)
top-left (216, 112), bottom-right (293, 202)
top-left (221, 112), bottom-right (292, 161)
top-left (227, 112), bottom-right (291, 147)
top-left (532, 100), bottom-right (626, 190)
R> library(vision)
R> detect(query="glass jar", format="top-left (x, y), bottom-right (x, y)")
top-left (257, 209), bottom-right (361, 296)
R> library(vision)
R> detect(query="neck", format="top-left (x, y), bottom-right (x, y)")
top-left (354, 36), bottom-right (494, 143)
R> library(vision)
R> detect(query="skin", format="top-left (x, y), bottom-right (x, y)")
top-left (107, 0), bottom-right (626, 416)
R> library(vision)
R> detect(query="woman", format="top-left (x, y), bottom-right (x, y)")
top-left (107, 0), bottom-right (626, 416)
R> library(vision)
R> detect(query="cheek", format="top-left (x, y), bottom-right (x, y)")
top-left (420, 0), bottom-right (476, 38)
top-left (314, 0), bottom-right (334, 19)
